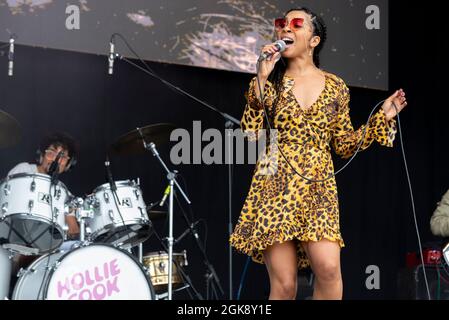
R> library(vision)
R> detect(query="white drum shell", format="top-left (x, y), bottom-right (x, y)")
top-left (0, 174), bottom-right (69, 254)
top-left (87, 180), bottom-right (150, 248)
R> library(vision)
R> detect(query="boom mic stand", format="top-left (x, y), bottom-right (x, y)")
top-left (111, 47), bottom-right (238, 299)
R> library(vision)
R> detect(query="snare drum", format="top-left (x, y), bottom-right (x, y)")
top-left (0, 173), bottom-right (69, 255)
top-left (142, 250), bottom-right (188, 293)
top-left (12, 243), bottom-right (155, 300)
top-left (86, 180), bottom-right (151, 249)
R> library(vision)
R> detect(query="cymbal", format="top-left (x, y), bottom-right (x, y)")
top-left (0, 110), bottom-right (21, 149)
top-left (109, 123), bottom-right (176, 156)
top-left (147, 209), bottom-right (167, 221)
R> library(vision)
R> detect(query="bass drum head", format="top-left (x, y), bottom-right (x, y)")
top-left (45, 244), bottom-right (155, 300)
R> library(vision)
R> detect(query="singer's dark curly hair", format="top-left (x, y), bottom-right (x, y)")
top-left (267, 7), bottom-right (327, 120)
top-left (39, 132), bottom-right (79, 161)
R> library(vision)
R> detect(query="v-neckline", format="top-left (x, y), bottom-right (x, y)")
top-left (285, 72), bottom-right (328, 113)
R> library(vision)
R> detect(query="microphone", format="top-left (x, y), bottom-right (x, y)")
top-left (48, 151), bottom-right (64, 183)
top-left (108, 41), bottom-right (115, 75)
top-left (8, 37), bottom-right (14, 77)
top-left (258, 40), bottom-right (286, 62)
top-left (105, 158), bottom-right (117, 191)
top-left (159, 184), bottom-right (171, 207)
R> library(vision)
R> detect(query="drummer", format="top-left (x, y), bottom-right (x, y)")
top-left (8, 132), bottom-right (80, 238)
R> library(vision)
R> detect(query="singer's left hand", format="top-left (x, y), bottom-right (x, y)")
top-left (381, 89), bottom-right (408, 121)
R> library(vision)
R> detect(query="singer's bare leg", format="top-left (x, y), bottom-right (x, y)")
top-left (302, 240), bottom-right (342, 300)
top-left (263, 241), bottom-right (298, 300)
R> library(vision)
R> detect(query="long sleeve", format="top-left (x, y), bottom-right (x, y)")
top-left (241, 77), bottom-right (276, 141)
top-left (331, 82), bottom-right (397, 159)
top-left (430, 190), bottom-right (449, 237)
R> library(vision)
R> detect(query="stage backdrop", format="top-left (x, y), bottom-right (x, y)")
top-left (1, 0), bottom-right (388, 90)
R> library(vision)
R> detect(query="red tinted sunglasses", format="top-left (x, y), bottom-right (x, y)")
top-left (274, 17), bottom-right (305, 30)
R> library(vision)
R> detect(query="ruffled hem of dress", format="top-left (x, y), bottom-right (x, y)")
top-left (229, 223), bottom-right (345, 266)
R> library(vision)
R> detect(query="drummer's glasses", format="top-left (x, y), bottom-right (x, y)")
top-left (45, 149), bottom-right (70, 162)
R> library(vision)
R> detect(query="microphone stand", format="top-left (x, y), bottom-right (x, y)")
top-left (113, 50), bottom-right (238, 300)
top-left (136, 127), bottom-right (191, 300)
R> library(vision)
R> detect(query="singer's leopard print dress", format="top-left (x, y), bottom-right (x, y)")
top-left (229, 71), bottom-right (397, 269)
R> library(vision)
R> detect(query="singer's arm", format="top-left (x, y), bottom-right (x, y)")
top-left (241, 77), bottom-right (276, 141)
top-left (331, 81), bottom-right (397, 159)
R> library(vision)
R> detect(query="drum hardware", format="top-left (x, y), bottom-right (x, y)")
top-left (138, 241), bottom-right (143, 264)
top-left (4, 183), bottom-right (11, 195)
top-left (72, 197), bottom-right (94, 243)
top-left (2, 243), bottom-right (39, 256)
top-left (155, 284), bottom-right (191, 300)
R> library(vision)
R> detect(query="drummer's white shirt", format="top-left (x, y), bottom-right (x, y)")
top-left (7, 162), bottom-right (38, 176)
top-left (7, 162), bottom-right (75, 216)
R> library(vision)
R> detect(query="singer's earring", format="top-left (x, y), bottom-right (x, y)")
top-left (309, 50), bottom-right (313, 56)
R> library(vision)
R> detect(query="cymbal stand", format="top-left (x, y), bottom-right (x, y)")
top-left (137, 128), bottom-right (191, 300)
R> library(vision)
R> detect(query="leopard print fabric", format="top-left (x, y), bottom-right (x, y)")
top-left (229, 71), bottom-right (397, 269)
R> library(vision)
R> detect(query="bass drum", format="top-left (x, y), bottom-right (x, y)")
top-left (12, 244), bottom-right (155, 300)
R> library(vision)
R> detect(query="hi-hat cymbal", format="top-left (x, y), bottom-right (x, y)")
top-left (0, 110), bottom-right (21, 149)
top-left (109, 123), bottom-right (176, 156)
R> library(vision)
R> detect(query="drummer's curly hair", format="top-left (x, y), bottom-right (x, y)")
top-left (39, 132), bottom-right (79, 162)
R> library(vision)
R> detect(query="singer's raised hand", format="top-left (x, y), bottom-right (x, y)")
top-left (257, 44), bottom-right (282, 80)
top-left (254, 44), bottom-right (282, 103)
top-left (381, 89), bottom-right (408, 121)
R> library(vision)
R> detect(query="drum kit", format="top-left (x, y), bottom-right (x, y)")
top-left (0, 111), bottom-right (193, 300)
